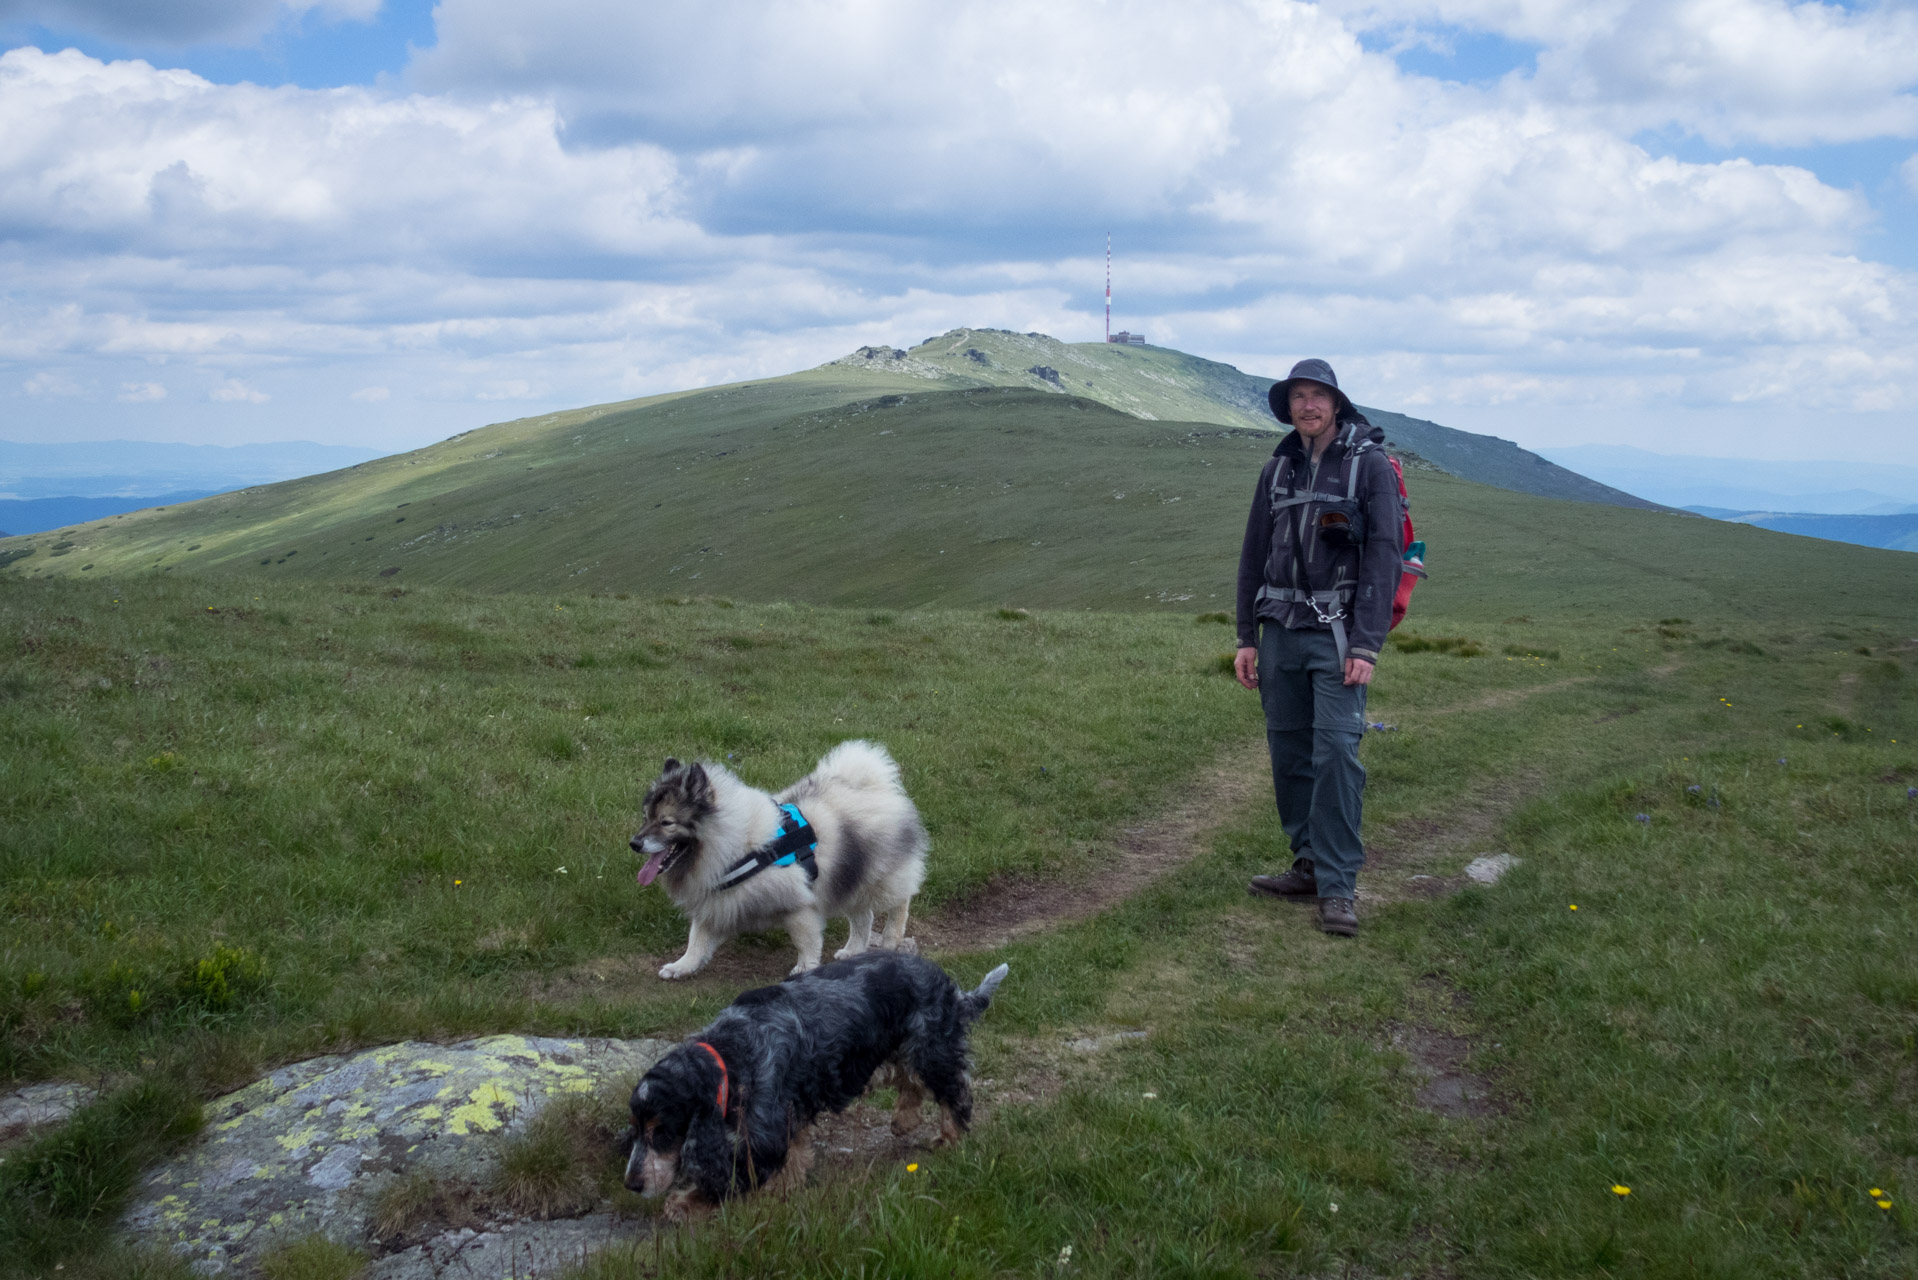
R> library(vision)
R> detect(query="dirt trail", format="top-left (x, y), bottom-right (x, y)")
top-left (552, 662), bottom-right (1606, 998)
top-left (912, 741), bottom-right (1267, 953)
top-left (1428, 674), bottom-right (1594, 716)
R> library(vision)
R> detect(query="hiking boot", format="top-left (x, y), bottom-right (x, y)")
top-left (1249, 862), bottom-right (1317, 899)
top-left (1315, 896), bottom-right (1358, 937)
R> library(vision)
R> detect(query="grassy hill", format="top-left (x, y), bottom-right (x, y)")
top-left (0, 334), bottom-right (1660, 598)
top-left (1, 380), bottom-right (1825, 613)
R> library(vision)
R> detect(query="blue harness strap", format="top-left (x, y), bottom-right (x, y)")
top-left (717, 803), bottom-right (820, 890)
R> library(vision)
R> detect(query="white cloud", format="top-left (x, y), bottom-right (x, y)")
top-left (23, 369), bottom-right (80, 395)
top-left (1324, 0), bottom-right (1918, 146)
top-left (0, 3), bottom-right (1915, 458)
top-left (209, 378), bottom-right (269, 402)
top-left (116, 380), bottom-right (165, 401)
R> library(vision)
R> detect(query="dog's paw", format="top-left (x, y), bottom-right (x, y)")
top-left (658, 961), bottom-right (698, 980)
top-left (662, 1188), bottom-right (711, 1223)
top-left (832, 944), bottom-right (865, 961)
top-left (788, 959), bottom-right (821, 977)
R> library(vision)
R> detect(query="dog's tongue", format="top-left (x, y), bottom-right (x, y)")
top-left (636, 849), bottom-right (668, 887)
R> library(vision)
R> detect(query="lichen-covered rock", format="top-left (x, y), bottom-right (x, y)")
top-left (124, 1034), bottom-right (670, 1274)
top-left (368, 1213), bottom-right (631, 1280)
top-left (0, 1081), bottom-right (98, 1145)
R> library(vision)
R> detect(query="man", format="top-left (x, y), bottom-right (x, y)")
top-left (1234, 359), bottom-right (1403, 937)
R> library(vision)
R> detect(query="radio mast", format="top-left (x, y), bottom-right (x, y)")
top-left (1105, 231), bottom-right (1111, 343)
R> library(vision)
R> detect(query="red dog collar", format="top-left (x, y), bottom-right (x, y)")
top-left (694, 1041), bottom-right (729, 1116)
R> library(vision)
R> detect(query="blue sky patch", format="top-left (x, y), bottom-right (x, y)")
top-left (1360, 25), bottom-right (1540, 84)
top-left (0, 0), bottom-right (437, 88)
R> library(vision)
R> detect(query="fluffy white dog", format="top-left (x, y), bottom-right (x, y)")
top-left (630, 741), bottom-right (928, 980)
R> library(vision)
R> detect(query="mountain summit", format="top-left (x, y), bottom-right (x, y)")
top-left (817, 330), bottom-right (1656, 511)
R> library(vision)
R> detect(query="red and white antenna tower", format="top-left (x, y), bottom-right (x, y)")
top-left (1105, 231), bottom-right (1112, 343)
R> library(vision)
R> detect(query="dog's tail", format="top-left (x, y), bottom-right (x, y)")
top-left (814, 739), bottom-right (903, 792)
top-left (960, 963), bottom-right (1009, 1023)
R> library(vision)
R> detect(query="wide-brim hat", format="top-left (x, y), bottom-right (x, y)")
top-left (1268, 358), bottom-right (1355, 425)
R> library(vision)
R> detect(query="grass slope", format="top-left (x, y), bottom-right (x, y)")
top-left (0, 336), bottom-right (1655, 594)
top-left (1, 384), bottom-right (1861, 613)
top-left (3, 459), bottom-right (1917, 1273)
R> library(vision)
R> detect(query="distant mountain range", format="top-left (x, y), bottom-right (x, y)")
top-left (0, 438), bottom-right (384, 536)
top-left (1683, 508), bottom-right (1918, 553)
top-left (1538, 444), bottom-right (1918, 516)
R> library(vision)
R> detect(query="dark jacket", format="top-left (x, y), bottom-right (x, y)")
top-left (1235, 415), bottom-right (1404, 663)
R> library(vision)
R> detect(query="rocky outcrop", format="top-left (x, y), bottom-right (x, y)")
top-left (822, 345), bottom-right (955, 382)
top-left (123, 1034), bottom-right (670, 1275)
top-left (0, 1081), bottom-right (98, 1145)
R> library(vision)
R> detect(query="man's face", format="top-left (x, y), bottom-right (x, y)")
top-left (1289, 382), bottom-right (1340, 441)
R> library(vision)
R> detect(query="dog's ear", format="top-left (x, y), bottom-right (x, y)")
top-left (685, 763), bottom-right (713, 804)
top-left (676, 1101), bottom-right (734, 1202)
top-left (662, 757), bottom-right (680, 774)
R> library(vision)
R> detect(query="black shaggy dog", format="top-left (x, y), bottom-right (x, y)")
top-left (624, 950), bottom-right (1009, 1220)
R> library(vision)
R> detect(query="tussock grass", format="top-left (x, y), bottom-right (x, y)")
top-left (368, 1170), bottom-right (477, 1243)
top-left (254, 1236), bottom-right (366, 1280)
top-left (491, 1092), bottom-right (624, 1219)
top-left (0, 1080), bottom-right (203, 1269)
top-left (1390, 630), bottom-right (1483, 656)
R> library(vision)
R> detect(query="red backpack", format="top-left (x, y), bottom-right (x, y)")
top-left (1385, 454), bottom-right (1426, 630)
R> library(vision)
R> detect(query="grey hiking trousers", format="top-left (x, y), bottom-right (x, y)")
top-left (1257, 622), bottom-right (1368, 901)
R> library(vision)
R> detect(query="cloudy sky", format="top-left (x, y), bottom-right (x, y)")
top-left (1, 0), bottom-right (1915, 459)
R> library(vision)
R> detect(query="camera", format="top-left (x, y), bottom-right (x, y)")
top-left (1315, 501), bottom-right (1363, 548)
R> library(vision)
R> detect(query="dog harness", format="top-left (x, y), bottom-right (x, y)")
top-left (694, 1041), bottom-right (729, 1116)
top-left (716, 802), bottom-right (820, 890)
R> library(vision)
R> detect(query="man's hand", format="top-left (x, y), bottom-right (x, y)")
top-left (1234, 646), bottom-right (1259, 690)
top-left (1343, 657), bottom-right (1375, 686)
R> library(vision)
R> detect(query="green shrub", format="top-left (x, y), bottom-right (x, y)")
top-left (184, 944), bottom-right (268, 1012)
